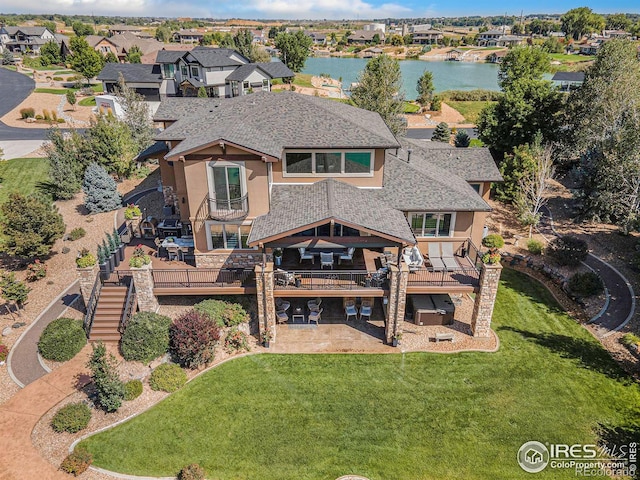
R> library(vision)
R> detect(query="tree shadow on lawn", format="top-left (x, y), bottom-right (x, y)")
top-left (594, 422), bottom-right (640, 468)
top-left (498, 326), bottom-right (631, 382)
top-left (499, 269), bottom-right (567, 316)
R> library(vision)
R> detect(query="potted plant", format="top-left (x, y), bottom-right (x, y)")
top-left (97, 245), bottom-right (111, 281)
top-left (102, 238), bottom-right (115, 271)
top-left (273, 248), bottom-right (283, 267)
top-left (112, 228), bottom-right (125, 263)
top-left (392, 332), bottom-right (403, 347)
top-left (481, 233), bottom-right (504, 265)
top-left (107, 232), bottom-right (120, 267)
top-left (75, 248), bottom-right (96, 269)
top-left (129, 245), bottom-right (151, 268)
top-left (124, 204), bottom-right (142, 220)
top-left (262, 329), bottom-right (273, 348)
top-left (0, 344), bottom-right (8, 366)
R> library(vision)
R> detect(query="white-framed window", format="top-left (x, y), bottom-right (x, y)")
top-left (283, 150), bottom-right (374, 177)
top-left (206, 160), bottom-right (247, 210)
top-left (205, 221), bottom-right (253, 250)
top-left (408, 212), bottom-right (455, 237)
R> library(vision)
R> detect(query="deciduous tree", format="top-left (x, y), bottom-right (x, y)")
top-left (113, 74), bottom-right (154, 154)
top-left (561, 7), bottom-right (605, 40)
top-left (70, 36), bottom-right (104, 84)
top-left (39, 40), bottom-right (61, 66)
top-left (124, 45), bottom-right (142, 64)
top-left (416, 70), bottom-right (434, 107)
top-left (274, 30), bottom-right (313, 73)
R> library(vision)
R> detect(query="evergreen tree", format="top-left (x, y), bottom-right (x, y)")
top-left (0, 272), bottom-right (30, 309)
top-left (454, 129), bottom-right (471, 147)
top-left (39, 40), bottom-right (61, 66)
top-left (87, 342), bottom-right (125, 412)
top-left (0, 193), bottom-right (65, 258)
top-left (2, 49), bottom-right (14, 65)
top-left (66, 90), bottom-right (76, 111)
top-left (113, 74), bottom-right (154, 155)
top-left (82, 163), bottom-right (122, 213)
top-left (46, 128), bottom-right (83, 200)
top-left (416, 70), bottom-right (434, 108)
top-left (431, 122), bottom-right (451, 142)
top-left (197, 86), bottom-right (207, 97)
top-left (351, 54), bottom-right (406, 136)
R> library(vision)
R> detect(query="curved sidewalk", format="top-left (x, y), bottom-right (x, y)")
top-left (8, 282), bottom-right (81, 387)
top-left (538, 206), bottom-right (635, 337)
top-left (0, 346), bottom-right (91, 480)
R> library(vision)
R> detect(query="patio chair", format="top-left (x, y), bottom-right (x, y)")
top-left (275, 298), bottom-right (291, 312)
top-left (338, 247), bottom-right (355, 265)
top-left (345, 302), bottom-right (358, 321)
top-left (298, 247), bottom-right (314, 264)
top-left (276, 310), bottom-right (289, 324)
top-left (402, 245), bottom-right (425, 272)
top-left (275, 269), bottom-right (296, 286)
top-left (359, 300), bottom-right (372, 322)
top-left (427, 243), bottom-right (446, 272)
top-left (166, 245), bottom-right (182, 262)
top-left (320, 252), bottom-right (334, 269)
top-left (308, 308), bottom-right (322, 325)
top-left (440, 243), bottom-right (461, 271)
top-left (307, 297), bottom-right (322, 311)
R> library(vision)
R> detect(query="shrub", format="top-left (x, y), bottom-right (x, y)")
top-left (481, 252), bottom-right (502, 264)
top-left (194, 299), bottom-right (250, 327)
top-left (170, 310), bottom-right (221, 368)
top-left (225, 328), bottom-right (250, 353)
top-left (149, 363), bottom-right (187, 392)
top-left (68, 227), bottom-right (86, 241)
top-left (53, 76), bottom-right (63, 81)
top-left (178, 463), bottom-right (206, 480)
top-left (121, 312), bottom-right (171, 363)
top-left (0, 272), bottom-right (30, 308)
top-left (0, 344), bottom-right (9, 362)
top-left (43, 109), bottom-right (51, 121)
top-left (546, 236), bottom-right (589, 266)
top-left (57, 118), bottom-right (65, 123)
top-left (51, 111), bottom-right (58, 122)
top-left (26, 259), bottom-right (47, 281)
top-left (431, 121), bottom-right (450, 142)
top-left (20, 107), bottom-right (35, 119)
top-left (39, 318), bottom-right (86, 361)
top-left (124, 204), bottom-right (141, 220)
top-left (60, 448), bottom-right (92, 476)
top-left (88, 342), bottom-right (125, 412)
top-left (129, 244), bottom-right (151, 268)
top-left (430, 95), bottom-right (442, 111)
top-left (454, 129), bottom-right (471, 148)
top-left (123, 379), bottom-right (143, 401)
top-left (76, 248), bottom-right (96, 268)
top-left (567, 272), bottom-right (603, 297)
top-left (51, 402), bottom-right (91, 433)
top-left (82, 163), bottom-right (122, 213)
top-left (35, 114), bottom-right (44, 120)
top-left (440, 89), bottom-right (502, 101)
top-left (482, 234), bottom-right (505, 250)
top-left (527, 239), bottom-right (544, 255)
top-left (621, 333), bottom-right (640, 347)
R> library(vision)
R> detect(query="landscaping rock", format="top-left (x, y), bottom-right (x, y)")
top-left (12, 322), bottom-right (26, 329)
top-left (2, 327), bottom-right (11, 336)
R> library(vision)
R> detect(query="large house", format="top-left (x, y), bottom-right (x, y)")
top-left (477, 29), bottom-right (523, 47)
top-left (154, 46), bottom-right (294, 97)
top-left (85, 33), bottom-right (165, 63)
top-left (409, 25), bottom-right (444, 45)
top-left (0, 26), bottom-right (56, 54)
top-left (127, 92), bottom-right (503, 345)
top-left (348, 30), bottom-right (385, 44)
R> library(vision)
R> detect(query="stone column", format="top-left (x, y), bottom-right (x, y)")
top-left (131, 264), bottom-right (159, 313)
top-left (255, 262), bottom-right (275, 343)
top-left (385, 264), bottom-right (408, 344)
top-left (471, 262), bottom-right (503, 337)
top-left (76, 264), bottom-right (99, 308)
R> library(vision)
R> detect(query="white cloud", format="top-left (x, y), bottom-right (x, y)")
top-left (234, 0), bottom-right (413, 18)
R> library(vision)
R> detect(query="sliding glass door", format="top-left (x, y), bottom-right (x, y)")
top-left (212, 165), bottom-right (243, 211)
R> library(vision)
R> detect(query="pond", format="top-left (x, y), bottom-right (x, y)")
top-left (301, 56), bottom-right (500, 99)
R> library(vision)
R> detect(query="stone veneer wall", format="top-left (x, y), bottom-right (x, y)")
top-left (195, 252), bottom-right (271, 269)
top-left (385, 264), bottom-right (409, 343)
top-left (162, 185), bottom-right (177, 212)
top-left (471, 262), bottom-right (503, 337)
top-left (255, 263), bottom-right (275, 343)
top-left (131, 265), bottom-right (159, 313)
top-left (76, 264), bottom-right (100, 308)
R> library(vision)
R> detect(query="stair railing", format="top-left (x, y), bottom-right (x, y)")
top-left (118, 277), bottom-right (137, 334)
top-left (83, 271), bottom-right (102, 338)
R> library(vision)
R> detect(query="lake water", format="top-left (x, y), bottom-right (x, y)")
top-left (302, 57), bottom-right (500, 100)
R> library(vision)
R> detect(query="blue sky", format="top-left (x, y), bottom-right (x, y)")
top-left (2, 0), bottom-right (639, 19)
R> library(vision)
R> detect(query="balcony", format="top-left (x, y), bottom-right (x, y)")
top-left (196, 194), bottom-right (249, 222)
top-left (274, 270), bottom-right (388, 295)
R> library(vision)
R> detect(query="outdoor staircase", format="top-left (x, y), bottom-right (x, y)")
top-left (89, 286), bottom-right (127, 343)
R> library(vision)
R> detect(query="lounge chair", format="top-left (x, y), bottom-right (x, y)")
top-left (402, 245), bottom-right (425, 271)
top-left (359, 300), bottom-right (372, 321)
top-left (320, 252), bottom-right (334, 269)
top-left (308, 308), bottom-right (322, 325)
top-left (345, 302), bottom-right (358, 321)
top-left (440, 243), bottom-right (461, 271)
top-left (307, 297), bottom-right (322, 311)
top-left (427, 243), bottom-right (446, 272)
top-left (338, 247), bottom-right (355, 265)
top-left (298, 247), bottom-right (314, 264)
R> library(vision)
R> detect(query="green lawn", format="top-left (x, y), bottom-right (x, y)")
top-left (292, 73), bottom-right (314, 88)
top-left (402, 101), bottom-right (421, 113)
top-left (34, 84), bottom-right (103, 95)
top-left (78, 96), bottom-right (96, 107)
top-left (549, 53), bottom-right (595, 63)
top-left (446, 100), bottom-right (494, 124)
top-left (79, 269), bottom-right (640, 479)
top-left (0, 158), bottom-right (50, 205)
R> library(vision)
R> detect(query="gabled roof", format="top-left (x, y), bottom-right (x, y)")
top-left (109, 32), bottom-right (164, 55)
top-left (2, 26), bottom-right (50, 36)
top-left (399, 138), bottom-right (502, 182)
top-left (155, 91), bottom-right (400, 159)
top-left (551, 71), bottom-right (585, 82)
top-left (187, 46), bottom-right (249, 67)
top-left (156, 49), bottom-right (190, 63)
top-left (378, 153), bottom-right (492, 212)
top-left (255, 61), bottom-right (295, 79)
top-left (224, 62), bottom-right (294, 81)
top-left (348, 30), bottom-right (384, 41)
top-left (96, 63), bottom-right (162, 83)
top-left (248, 179), bottom-right (415, 246)
top-left (85, 35), bottom-right (115, 48)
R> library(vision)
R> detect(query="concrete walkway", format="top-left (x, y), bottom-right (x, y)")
top-left (538, 206), bottom-right (635, 337)
top-left (0, 345), bottom-right (91, 480)
top-left (8, 281), bottom-right (81, 387)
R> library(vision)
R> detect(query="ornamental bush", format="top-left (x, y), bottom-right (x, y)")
top-left (26, 259), bottom-right (47, 281)
top-left (431, 121), bottom-right (450, 142)
top-left (82, 163), bottom-right (122, 213)
top-left (546, 236), bottom-right (589, 267)
top-left (123, 379), bottom-right (143, 401)
top-left (0, 344), bottom-right (9, 362)
top-left (482, 234), bottom-right (505, 250)
top-left (68, 227), bottom-right (86, 241)
top-left (170, 310), bottom-right (221, 368)
top-left (225, 328), bottom-right (250, 353)
top-left (60, 448), bottom-right (93, 476)
top-left (149, 363), bottom-right (187, 392)
top-left (194, 299), bottom-right (249, 327)
top-left (567, 272), bottom-right (604, 297)
top-left (38, 318), bottom-right (86, 362)
top-left (178, 463), bottom-right (206, 480)
top-left (621, 333), bottom-right (640, 347)
top-left (120, 312), bottom-right (171, 363)
top-left (527, 239), bottom-right (544, 255)
top-left (88, 342), bottom-right (125, 412)
top-left (51, 402), bottom-right (91, 433)
top-left (20, 107), bottom-right (35, 119)
top-left (454, 129), bottom-right (471, 148)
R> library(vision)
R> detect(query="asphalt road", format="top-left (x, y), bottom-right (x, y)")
top-left (0, 67), bottom-right (51, 141)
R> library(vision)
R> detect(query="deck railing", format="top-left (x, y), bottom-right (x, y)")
top-left (274, 270), bottom-right (388, 290)
top-left (82, 272), bottom-right (102, 338)
top-left (118, 279), bottom-right (137, 334)
top-left (103, 270), bottom-right (133, 287)
top-left (464, 239), bottom-right (483, 271)
top-left (152, 268), bottom-right (256, 288)
top-left (406, 266), bottom-right (480, 287)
